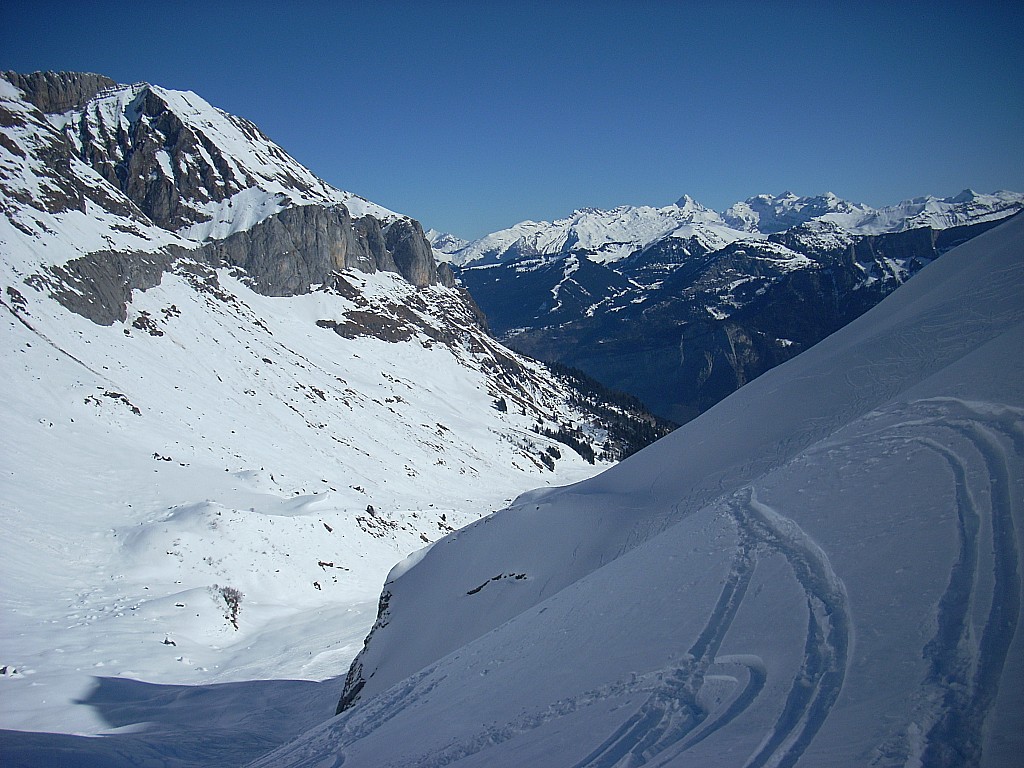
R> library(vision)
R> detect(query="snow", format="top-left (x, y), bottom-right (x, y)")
top-left (453, 190), bottom-right (1024, 272)
top-left (4, 71), bottom-right (1023, 766)
top-left (255, 215), bottom-right (1024, 766)
top-left (0, 256), bottom-right (612, 762)
top-left (448, 198), bottom-right (743, 267)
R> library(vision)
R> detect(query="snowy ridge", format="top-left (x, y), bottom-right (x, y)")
top-left (447, 196), bottom-right (747, 266)
top-left (724, 189), bottom-right (1024, 236)
top-left (425, 228), bottom-right (468, 263)
top-left (259, 215), bottom-right (1024, 767)
top-left (819, 189), bottom-right (1024, 234)
top-left (449, 189), bottom-right (1024, 269)
top-left (0, 77), bottom-right (188, 274)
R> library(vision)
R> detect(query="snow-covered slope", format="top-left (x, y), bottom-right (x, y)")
top-left (259, 214), bottom-right (1024, 767)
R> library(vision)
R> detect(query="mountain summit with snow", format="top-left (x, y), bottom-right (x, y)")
top-left (724, 189), bottom-right (1024, 235)
top-left (441, 189), bottom-right (1023, 268)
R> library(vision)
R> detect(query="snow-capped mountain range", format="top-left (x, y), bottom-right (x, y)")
top-left (448, 188), bottom-right (1022, 423)
top-left (431, 189), bottom-right (1024, 266)
top-left (0, 71), bottom-right (670, 765)
top-left (262, 207), bottom-right (1024, 768)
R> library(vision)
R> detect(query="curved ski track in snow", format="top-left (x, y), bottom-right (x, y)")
top-left (563, 488), bottom-right (851, 768)
top-left (908, 402), bottom-right (1023, 766)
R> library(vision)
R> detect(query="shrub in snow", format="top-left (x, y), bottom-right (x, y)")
top-left (213, 584), bottom-right (243, 629)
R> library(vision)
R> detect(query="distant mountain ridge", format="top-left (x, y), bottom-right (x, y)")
top-left (431, 189), bottom-right (1024, 266)
top-left (446, 189), bottom-right (1022, 422)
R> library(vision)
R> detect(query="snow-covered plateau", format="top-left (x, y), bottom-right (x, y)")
top-left (260, 215), bottom-right (1023, 766)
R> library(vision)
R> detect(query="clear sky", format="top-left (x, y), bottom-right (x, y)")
top-left (3, 0), bottom-right (1022, 239)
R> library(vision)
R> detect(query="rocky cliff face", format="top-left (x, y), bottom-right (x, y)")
top-left (201, 205), bottom-right (435, 296)
top-left (1, 70), bottom-right (117, 114)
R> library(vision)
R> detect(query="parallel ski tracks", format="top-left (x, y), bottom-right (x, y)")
top-left (912, 405), bottom-right (1022, 767)
top-left (571, 489), bottom-right (851, 768)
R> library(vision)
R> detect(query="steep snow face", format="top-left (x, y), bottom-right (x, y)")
top-left (260, 215), bottom-right (1024, 767)
top-left (50, 79), bottom-right (396, 240)
top-left (448, 197), bottom-right (746, 266)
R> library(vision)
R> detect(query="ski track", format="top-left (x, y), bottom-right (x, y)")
top-left (570, 489), bottom-right (851, 768)
top-left (733, 491), bottom-right (851, 768)
top-left (571, 533), bottom-right (758, 768)
top-left (915, 406), bottom-right (1022, 767)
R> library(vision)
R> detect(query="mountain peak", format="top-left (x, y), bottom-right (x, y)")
top-left (949, 188), bottom-right (980, 203)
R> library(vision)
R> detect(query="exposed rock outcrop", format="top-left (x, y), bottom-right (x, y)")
top-left (384, 217), bottom-right (439, 288)
top-left (34, 204), bottom-right (452, 322)
top-left (201, 205), bottom-right (402, 296)
top-left (1, 70), bottom-right (117, 114)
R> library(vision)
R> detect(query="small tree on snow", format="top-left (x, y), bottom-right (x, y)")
top-left (214, 584), bottom-right (243, 629)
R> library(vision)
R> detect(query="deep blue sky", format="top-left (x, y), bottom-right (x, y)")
top-left (3, 1), bottom-right (1022, 238)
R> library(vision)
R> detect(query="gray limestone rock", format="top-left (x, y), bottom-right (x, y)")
top-left (2, 71), bottom-right (117, 114)
top-left (384, 218), bottom-right (439, 288)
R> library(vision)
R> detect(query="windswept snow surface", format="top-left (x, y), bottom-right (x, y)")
top-left (256, 215), bottom-right (1024, 766)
